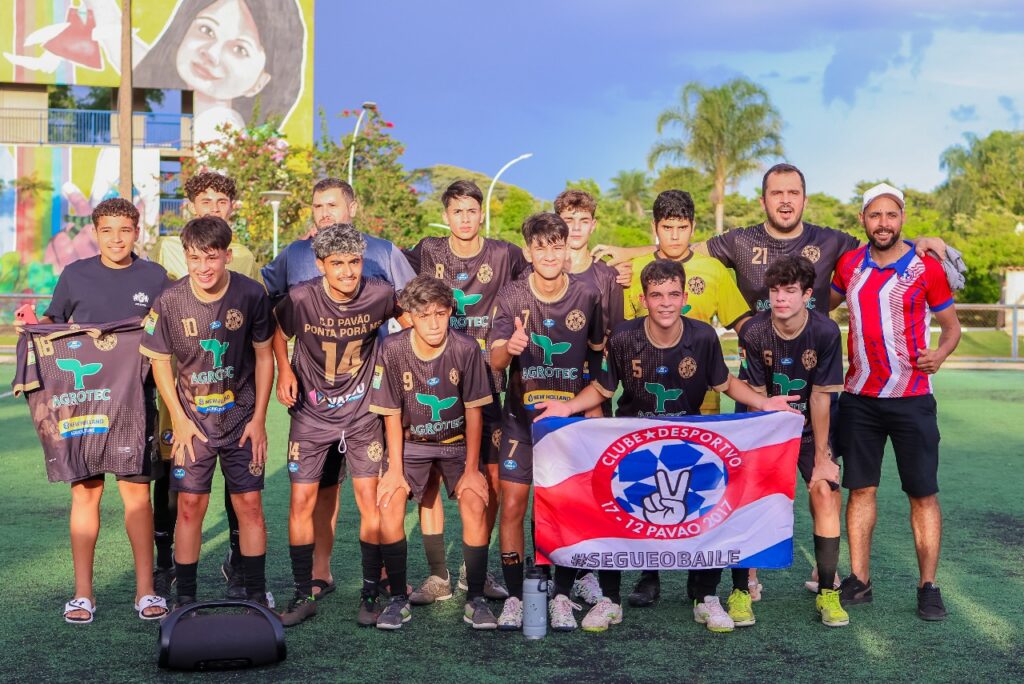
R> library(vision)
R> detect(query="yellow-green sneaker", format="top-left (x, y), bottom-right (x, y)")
top-left (726, 589), bottom-right (756, 627)
top-left (816, 588), bottom-right (850, 627)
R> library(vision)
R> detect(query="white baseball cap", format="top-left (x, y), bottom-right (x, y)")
top-left (861, 183), bottom-right (905, 211)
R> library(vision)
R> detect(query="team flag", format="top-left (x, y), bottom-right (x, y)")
top-left (532, 412), bottom-right (804, 570)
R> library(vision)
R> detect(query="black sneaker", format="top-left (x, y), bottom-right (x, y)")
top-left (627, 571), bottom-right (661, 608)
top-left (222, 550), bottom-right (246, 599)
top-left (153, 566), bottom-right (176, 599)
top-left (173, 595), bottom-right (198, 615)
top-left (279, 594), bottom-right (317, 627)
top-left (376, 596), bottom-right (411, 630)
top-left (917, 583), bottom-right (947, 621)
top-left (838, 574), bottom-right (873, 606)
top-left (357, 593), bottom-right (382, 627)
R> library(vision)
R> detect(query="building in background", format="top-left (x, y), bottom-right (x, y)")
top-left (0, 0), bottom-right (313, 301)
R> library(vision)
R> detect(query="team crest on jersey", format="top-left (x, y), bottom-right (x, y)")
top-left (225, 309), bottom-right (244, 331)
top-left (133, 292), bottom-right (150, 307)
top-left (801, 245), bottom-right (822, 263)
top-left (478, 263), bottom-right (493, 284)
top-left (449, 368), bottom-right (460, 385)
top-left (678, 357), bottom-right (697, 379)
top-left (368, 441), bottom-right (384, 463)
top-left (93, 333), bottom-right (118, 352)
top-left (802, 349), bottom-right (817, 370)
top-left (248, 462), bottom-right (264, 476)
top-left (763, 350), bottom-right (774, 367)
top-left (491, 428), bottom-right (502, 449)
top-left (565, 309), bottom-right (587, 332)
top-left (594, 425), bottom-right (742, 536)
top-left (687, 276), bottom-right (706, 295)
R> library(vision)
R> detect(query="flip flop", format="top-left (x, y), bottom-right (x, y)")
top-left (311, 579), bottom-right (335, 599)
top-left (64, 597), bottom-right (95, 624)
top-left (135, 594), bottom-right (169, 620)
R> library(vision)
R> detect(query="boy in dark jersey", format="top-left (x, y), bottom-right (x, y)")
top-left (488, 212), bottom-right (605, 632)
top-left (402, 180), bottom-right (524, 603)
top-left (140, 216), bottom-right (275, 608)
top-left (370, 275), bottom-right (497, 630)
top-left (739, 255), bottom-right (848, 627)
top-left (31, 198), bottom-right (169, 623)
top-left (534, 259), bottom-right (799, 633)
top-left (273, 224), bottom-right (399, 627)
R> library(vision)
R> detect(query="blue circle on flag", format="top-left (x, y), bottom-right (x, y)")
top-left (610, 440), bottom-right (726, 523)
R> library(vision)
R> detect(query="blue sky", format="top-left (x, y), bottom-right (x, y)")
top-left (313, 1), bottom-right (1024, 202)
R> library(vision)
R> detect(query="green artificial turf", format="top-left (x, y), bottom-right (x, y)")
top-left (0, 368), bottom-right (1021, 682)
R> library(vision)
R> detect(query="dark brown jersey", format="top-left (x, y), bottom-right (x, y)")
top-left (369, 329), bottom-right (492, 446)
top-left (738, 310), bottom-right (844, 433)
top-left (574, 257), bottom-right (625, 338)
top-left (275, 277), bottom-right (397, 431)
top-left (488, 273), bottom-right (604, 441)
top-left (13, 319), bottom-right (150, 482)
top-left (404, 236), bottom-right (529, 389)
top-left (705, 222), bottom-right (860, 314)
top-left (594, 317), bottom-right (729, 417)
top-left (139, 274), bottom-right (274, 447)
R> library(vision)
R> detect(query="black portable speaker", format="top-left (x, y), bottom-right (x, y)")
top-left (158, 600), bottom-right (287, 671)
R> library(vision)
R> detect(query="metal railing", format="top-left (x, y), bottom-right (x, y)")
top-left (159, 198), bottom-right (186, 235)
top-left (0, 108), bottom-right (192, 148)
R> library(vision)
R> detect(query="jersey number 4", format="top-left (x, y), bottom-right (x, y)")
top-left (321, 340), bottom-right (363, 382)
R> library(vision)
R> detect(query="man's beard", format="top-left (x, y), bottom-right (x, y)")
top-left (868, 229), bottom-right (902, 251)
top-left (766, 205), bottom-right (803, 232)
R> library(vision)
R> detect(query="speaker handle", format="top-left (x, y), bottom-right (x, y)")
top-left (158, 599), bottom-right (287, 668)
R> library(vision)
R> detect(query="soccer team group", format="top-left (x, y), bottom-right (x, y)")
top-left (33, 162), bottom-right (962, 635)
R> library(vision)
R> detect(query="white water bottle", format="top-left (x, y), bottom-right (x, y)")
top-left (522, 563), bottom-right (548, 639)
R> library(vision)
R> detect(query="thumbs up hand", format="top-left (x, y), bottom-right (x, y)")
top-left (508, 316), bottom-right (529, 356)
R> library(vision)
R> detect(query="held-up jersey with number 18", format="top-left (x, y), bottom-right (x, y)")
top-left (488, 274), bottom-right (604, 442)
top-left (593, 317), bottom-right (729, 417)
top-left (13, 319), bottom-right (150, 482)
top-left (274, 277), bottom-right (397, 431)
top-left (404, 237), bottom-right (529, 387)
top-left (369, 330), bottom-right (493, 446)
top-left (139, 274), bottom-right (274, 447)
top-left (704, 223), bottom-right (860, 314)
top-left (738, 310), bottom-right (845, 434)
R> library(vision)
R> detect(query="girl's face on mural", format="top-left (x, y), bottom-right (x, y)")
top-left (176, 0), bottom-right (271, 101)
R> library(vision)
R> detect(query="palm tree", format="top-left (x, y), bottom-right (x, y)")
top-left (648, 79), bottom-right (783, 233)
top-left (608, 170), bottom-right (650, 218)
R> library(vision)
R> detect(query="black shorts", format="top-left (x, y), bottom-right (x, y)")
top-left (479, 398), bottom-right (503, 466)
top-left (497, 431), bottom-right (533, 485)
top-left (797, 435), bottom-right (840, 491)
top-left (838, 393), bottom-right (940, 497)
top-left (287, 417), bottom-right (385, 485)
top-left (398, 442), bottom-right (466, 503)
top-left (169, 441), bottom-right (264, 495)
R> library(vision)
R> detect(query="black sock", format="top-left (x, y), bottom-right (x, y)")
top-left (463, 543), bottom-right (488, 600)
top-left (289, 544), bottom-right (315, 597)
top-left (152, 471), bottom-right (175, 568)
top-left (814, 535), bottom-right (840, 594)
top-left (732, 568), bottom-right (749, 593)
top-left (154, 532), bottom-right (173, 569)
top-left (242, 554), bottom-right (266, 597)
top-left (639, 569), bottom-right (660, 584)
top-left (422, 533), bottom-right (447, 578)
top-left (360, 540), bottom-right (383, 597)
top-left (687, 568), bottom-right (723, 602)
top-left (175, 560), bottom-right (198, 598)
top-left (501, 552), bottom-right (524, 599)
top-left (599, 570), bottom-right (622, 604)
top-left (553, 565), bottom-right (577, 599)
top-left (225, 490), bottom-right (241, 567)
top-left (381, 539), bottom-right (408, 598)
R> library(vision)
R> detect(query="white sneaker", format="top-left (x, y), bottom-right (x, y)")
top-left (549, 594), bottom-right (580, 632)
top-left (572, 572), bottom-right (603, 605)
top-left (693, 595), bottom-right (734, 633)
top-left (497, 596), bottom-right (523, 631)
top-left (581, 598), bottom-right (622, 632)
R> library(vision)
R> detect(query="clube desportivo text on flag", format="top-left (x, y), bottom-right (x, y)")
top-left (532, 411), bottom-right (804, 570)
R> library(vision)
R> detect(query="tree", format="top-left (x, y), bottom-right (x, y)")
top-left (648, 78), bottom-right (783, 234)
top-left (939, 131), bottom-right (1024, 218)
top-left (608, 170), bottom-right (650, 218)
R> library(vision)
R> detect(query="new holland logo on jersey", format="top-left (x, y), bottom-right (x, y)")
top-left (596, 426), bottom-right (739, 535)
top-left (59, 414), bottom-right (110, 438)
top-left (196, 391), bottom-right (236, 414)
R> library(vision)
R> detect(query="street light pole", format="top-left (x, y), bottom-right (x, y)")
top-left (347, 101), bottom-right (377, 187)
top-left (485, 152), bottom-right (533, 237)
top-left (260, 190), bottom-right (290, 258)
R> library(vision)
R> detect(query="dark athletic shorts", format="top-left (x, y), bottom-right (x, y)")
top-left (497, 430), bottom-right (533, 485)
top-left (287, 417), bottom-right (385, 485)
top-left (398, 441), bottom-right (466, 503)
top-left (169, 441), bottom-right (264, 495)
top-left (479, 398), bottom-right (502, 466)
top-left (838, 393), bottom-right (940, 497)
top-left (797, 435), bottom-right (840, 491)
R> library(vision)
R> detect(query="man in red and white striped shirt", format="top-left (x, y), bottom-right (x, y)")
top-left (829, 183), bottom-right (961, 621)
